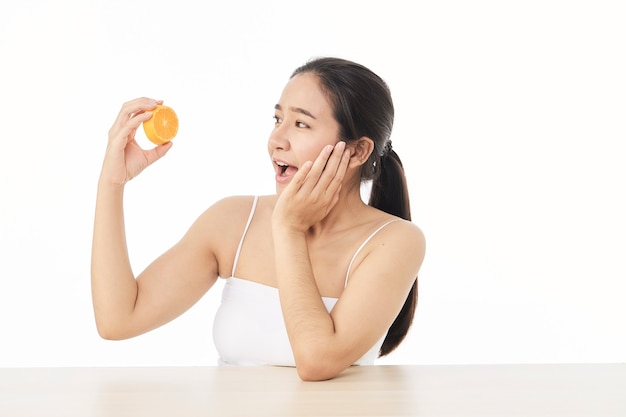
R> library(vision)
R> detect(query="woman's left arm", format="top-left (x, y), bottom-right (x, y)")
top-left (272, 142), bottom-right (425, 381)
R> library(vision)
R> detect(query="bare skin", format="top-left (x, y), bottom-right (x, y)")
top-left (91, 73), bottom-right (426, 381)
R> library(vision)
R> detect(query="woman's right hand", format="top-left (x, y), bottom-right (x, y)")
top-left (100, 97), bottom-right (174, 186)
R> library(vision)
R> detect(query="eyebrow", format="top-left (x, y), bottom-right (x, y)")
top-left (274, 104), bottom-right (317, 120)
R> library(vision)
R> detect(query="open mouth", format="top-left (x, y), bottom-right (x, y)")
top-left (277, 161), bottom-right (288, 175)
top-left (275, 160), bottom-right (298, 178)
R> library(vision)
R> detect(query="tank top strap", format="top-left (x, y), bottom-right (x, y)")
top-left (231, 196), bottom-right (259, 277)
top-left (344, 219), bottom-right (402, 287)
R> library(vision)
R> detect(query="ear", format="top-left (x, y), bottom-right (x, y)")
top-left (347, 137), bottom-right (375, 169)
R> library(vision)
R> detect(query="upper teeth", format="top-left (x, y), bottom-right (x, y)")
top-left (276, 161), bottom-right (289, 167)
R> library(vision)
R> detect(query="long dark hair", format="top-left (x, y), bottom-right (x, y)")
top-left (291, 57), bottom-right (417, 357)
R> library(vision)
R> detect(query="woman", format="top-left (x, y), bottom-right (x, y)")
top-left (91, 57), bottom-right (426, 381)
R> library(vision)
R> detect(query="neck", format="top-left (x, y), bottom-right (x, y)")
top-left (307, 182), bottom-right (369, 239)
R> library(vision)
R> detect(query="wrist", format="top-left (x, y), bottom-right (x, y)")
top-left (272, 220), bottom-right (308, 239)
top-left (97, 175), bottom-right (126, 193)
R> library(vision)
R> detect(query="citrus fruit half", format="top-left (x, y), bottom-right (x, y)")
top-left (143, 105), bottom-right (179, 145)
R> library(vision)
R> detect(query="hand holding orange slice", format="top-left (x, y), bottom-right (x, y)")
top-left (143, 104), bottom-right (179, 145)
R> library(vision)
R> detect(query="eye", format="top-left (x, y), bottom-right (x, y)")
top-left (273, 115), bottom-right (282, 125)
top-left (296, 121), bottom-right (309, 128)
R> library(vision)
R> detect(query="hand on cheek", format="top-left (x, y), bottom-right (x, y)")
top-left (273, 142), bottom-right (351, 232)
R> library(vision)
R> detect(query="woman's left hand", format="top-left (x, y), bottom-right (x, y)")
top-left (273, 141), bottom-right (351, 233)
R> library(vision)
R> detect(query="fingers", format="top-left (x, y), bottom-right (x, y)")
top-left (300, 141), bottom-right (350, 196)
top-left (296, 144), bottom-right (332, 192)
top-left (110, 97), bottom-right (160, 135)
top-left (119, 97), bottom-right (160, 122)
top-left (107, 110), bottom-right (153, 150)
top-left (285, 160), bottom-right (313, 196)
top-left (145, 141), bottom-right (174, 165)
top-left (108, 97), bottom-right (164, 151)
top-left (322, 142), bottom-right (351, 195)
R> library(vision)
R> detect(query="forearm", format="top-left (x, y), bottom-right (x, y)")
top-left (272, 227), bottom-right (336, 363)
top-left (90, 180), bottom-right (138, 338)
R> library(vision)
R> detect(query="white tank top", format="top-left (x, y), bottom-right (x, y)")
top-left (212, 196), bottom-right (398, 366)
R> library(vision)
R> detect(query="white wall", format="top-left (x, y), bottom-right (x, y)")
top-left (1, 0), bottom-right (624, 367)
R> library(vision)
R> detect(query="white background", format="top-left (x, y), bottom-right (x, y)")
top-left (1, 0), bottom-right (624, 367)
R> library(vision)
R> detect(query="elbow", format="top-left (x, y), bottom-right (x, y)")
top-left (290, 336), bottom-right (356, 381)
top-left (92, 306), bottom-right (138, 340)
top-left (296, 364), bottom-right (334, 381)
top-left (296, 361), bottom-right (345, 381)
top-left (94, 319), bottom-right (128, 341)
top-left (97, 329), bottom-right (123, 341)
top-left (96, 325), bottom-right (121, 341)
top-left (294, 350), bottom-right (347, 381)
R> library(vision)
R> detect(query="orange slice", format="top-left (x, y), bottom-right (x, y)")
top-left (143, 105), bottom-right (179, 145)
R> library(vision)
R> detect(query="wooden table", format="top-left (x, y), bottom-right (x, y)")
top-left (1, 364), bottom-right (624, 416)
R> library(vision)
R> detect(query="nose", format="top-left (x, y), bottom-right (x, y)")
top-left (268, 122), bottom-right (290, 151)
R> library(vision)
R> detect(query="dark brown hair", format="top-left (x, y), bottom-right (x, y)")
top-left (291, 57), bottom-right (417, 356)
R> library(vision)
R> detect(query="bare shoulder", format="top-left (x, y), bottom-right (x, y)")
top-left (386, 218), bottom-right (425, 256)
top-left (206, 195), bottom-right (259, 218)
top-left (177, 196), bottom-right (254, 247)
top-left (180, 195), bottom-right (260, 276)
top-left (392, 218), bottom-right (425, 245)
top-left (364, 215), bottom-right (426, 275)
top-left (188, 195), bottom-right (258, 235)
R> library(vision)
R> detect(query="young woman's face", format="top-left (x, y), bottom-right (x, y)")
top-left (268, 72), bottom-right (341, 193)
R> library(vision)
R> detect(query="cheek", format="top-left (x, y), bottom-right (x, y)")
top-left (299, 143), bottom-right (327, 163)
top-left (293, 129), bottom-right (341, 163)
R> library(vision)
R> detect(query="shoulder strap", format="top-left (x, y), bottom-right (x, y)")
top-left (344, 219), bottom-right (402, 287)
top-left (231, 196), bottom-right (259, 277)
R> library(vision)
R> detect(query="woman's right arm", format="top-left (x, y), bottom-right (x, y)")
top-left (91, 98), bottom-right (218, 340)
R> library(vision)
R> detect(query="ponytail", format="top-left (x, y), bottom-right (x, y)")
top-left (368, 149), bottom-right (418, 357)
